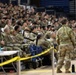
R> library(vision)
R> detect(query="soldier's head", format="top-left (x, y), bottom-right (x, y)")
top-left (25, 26), bottom-right (30, 32)
top-left (37, 25), bottom-right (41, 31)
top-left (45, 32), bottom-right (51, 39)
top-left (22, 22), bottom-right (28, 30)
top-left (6, 19), bottom-right (12, 26)
top-left (4, 28), bottom-right (10, 34)
top-left (11, 29), bottom-right (17, 35)
top-left (37, 33), bottom-right (43, 40)
top-left (30, 26), bottom-right (37, 33)
top-left (73, 25), bottom-right (76, 32)
top-left (47, 25), bottom-right (51, 31)
top-left (14, 25), bottom-right (21, 33)
top-left (61, 18), bottom-right (68, 25)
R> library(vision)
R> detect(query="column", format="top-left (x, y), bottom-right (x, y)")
top-left (27, 0), bottom-right (30, 5)
top-left (18, 0), bottom-right (21, 6)
top-left (9, 0), bottom-right (12, 4)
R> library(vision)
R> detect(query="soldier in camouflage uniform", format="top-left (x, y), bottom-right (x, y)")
top-left (1, 29), bottom-right (12, 50)
top-left (29, 26), bottom-right (38, 44)
top-left (73, 26), bottom-right (76, 58)
top-left (0, 18), bottom-right (6, 28)
top-left (36, 34), bottom-right (52, 65)
top-left (44, 31), bottom-right (58, 61)
top-left (4, 19), bottom-right (13, 32)
top-left (37, 34), bottom-right (50, 50)
top-left (22, 27), bottom-right (31, 44)
top-left (0, 30), bottom-right (5, 49)
top-left (44, 31), bottom-right (53, 46)
top-left (56, 19), bottom-right (75, 73)
top-left (3, 28), bottom-right (22, 51)
top-left (13, 25), bottom-right (30, 55)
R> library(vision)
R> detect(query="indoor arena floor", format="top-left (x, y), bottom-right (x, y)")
top-left (0, 60), bottom-right (76, 75)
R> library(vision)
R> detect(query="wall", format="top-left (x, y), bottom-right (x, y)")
top-left (40, 0), bottom-right (69, 13)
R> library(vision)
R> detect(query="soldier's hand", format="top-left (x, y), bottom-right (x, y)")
top-left (1, 40), bottom-right (5, 45)
top-left (13, 40), bottom-right (15, 43)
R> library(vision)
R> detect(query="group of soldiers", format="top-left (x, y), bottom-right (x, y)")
top-left (0, 2), bottom-right (76, 72)
top-left (0, 20), bottom-right (57, 69)
top-left (0, 20), bottom-right (56, 55)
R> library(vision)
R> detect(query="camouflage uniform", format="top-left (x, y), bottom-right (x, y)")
top-left (0, 32), bottom-right (4, 47)
top-left (44, 31), bottom-right (54, 46)
top-left (73, 31), bottom-right (76, 58)
top-left (29, 32), bottom-right (37, 44)
top-left (14, 32), bottom-right (30, 55)
top-left (0, 20), bottom-right (5, 28)
top-left (0, 31), bottom-right (12, 50)
top-left (56, 25), bottom-right (75, 73)
top-left (15, 32), bottom-right (24, 44)
top-left (23, 30), bottom-right (31, 44)
top-left (44, 31), bottom-right (58, 60)
top-left (37, 34), bottom-right (51, 52)
top-left (3, 33), bottom-right (21, 51)
top-left (37, 34), bottom-right (52, 66)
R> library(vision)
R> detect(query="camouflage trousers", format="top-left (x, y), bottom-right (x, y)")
top-left (4, 45), bottom-right (30, 57)
top-left (74, 47), bottom-right (76, 58)
top-left (57, 44), bottom-right (74, 71)
top-left (21, 44), bottom-right (30, 54)
top-left (4, 46), bottom-right (26, 56)
top-left (4, 46), bottom-right (21, 51)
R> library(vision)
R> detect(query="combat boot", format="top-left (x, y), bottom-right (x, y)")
top-left (57, 68), bottom-right (62, 73)
top-left (65, 70), bottom-right (71, 73)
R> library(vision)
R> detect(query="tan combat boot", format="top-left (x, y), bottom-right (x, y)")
top-left (65, 70), bottom-right (71, 73)
top-left (57, 68), bottom-right (62, 73)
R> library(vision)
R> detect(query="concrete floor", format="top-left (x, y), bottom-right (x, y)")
top-left (0, 68), bottom-right (76, 75)
top-left (0, 60), bottom-right (76, 75)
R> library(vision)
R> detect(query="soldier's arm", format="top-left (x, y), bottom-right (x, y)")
top-left (0, 33), bottom-right (6, 46)
top-left (16, 34), bottom-right (24, 44)
top-left (29, 33), bottom-right (36, 41)
top-left (69, 30), bottom-right (76, 48)
top-left (56, 31), bottom-right (60, 45)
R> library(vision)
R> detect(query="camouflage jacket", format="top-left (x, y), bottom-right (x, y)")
top-left (56, 25), bottom-right (75, 47)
